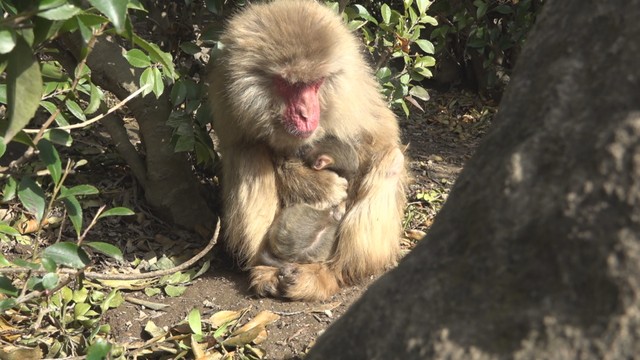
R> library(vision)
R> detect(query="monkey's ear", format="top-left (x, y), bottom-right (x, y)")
top-left (314, 155), bottom-right (334, 170)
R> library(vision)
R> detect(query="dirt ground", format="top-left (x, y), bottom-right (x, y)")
top-left (0, 90), bottom-right (494, 359)
top-left (91, 90), bottom-right (494, 359)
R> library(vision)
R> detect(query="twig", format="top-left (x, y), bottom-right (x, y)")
top-left (0, 221), bottom-right (220, 281)
top-left (22, 84), bottom-right (151, 133)
top-left (77, 205), bottom-right (106, 245)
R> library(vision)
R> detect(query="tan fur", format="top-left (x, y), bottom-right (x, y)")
top-left (209, 0), bottom-right (407, 301)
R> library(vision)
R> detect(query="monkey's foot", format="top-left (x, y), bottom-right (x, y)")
top-left (249, 266), bottom-right (280, 297)
top-left (278, 263), bottom-right (340, 301)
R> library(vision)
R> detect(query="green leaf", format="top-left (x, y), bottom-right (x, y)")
top-left (381, 3), bottom-right (391, 24)
top-left (132, 34), bottom-right (175, 79)
top-left (42, 242), bottom-right (91, 269)
top-left (60, 185), bottom-right (99, 199)
top-left (1, 177), bottom-right (17, 202)
top-left (37, 139), bottom-right (62, 185)
top-left (18, 177), bottom-right (46, 223)
top-left (74, 302), bottom-right (91, 317)
top-left (0, 223), bottom-right (20, 236)
top-left (144, 287), bottom-right (162, 297)
top-left (41, 257), bottom-right (57, 272)
top-left (165, 284), bottom-right (187, 297)
top-left (415, 55), bottom-right (436, 67)
top-left (100, 289), bottom-right (124, 313)
top-left (42, 273), bottom-right (60, 289)
top-left (88, 0), bottom-right (128, 33)
top-left (65, 99), bottom-right (87, 121)
top-left (38, 0), bottom-right (68, 11)
top-left (475, 0), bottom-right (488, 18)
top-left (174, 134), bottom-right (195, 152)
top-left (0, 254), bottom-right (11, 267)
top-left (170, 80), bottom-right (187, 105)
top-left (86, 242), bottom-right (124, 261)
top-left (124, 48), bottom-right (151, 68)
top-left (414, 39), bottom-right (435, 54)
top-left (5, 36), bottom-right (43, 144)
top-left (0, 83), bottom-right (6, 104)
top-left (416, 0), bottom-right (429, 15)
top-left (0, 26), bottom-right (17, 54)
top-left (43, 129), bottom-right (73, 146)
top-left (98, 207), bottom-right (134, 218)
top-left (76, 15), bottom-right (93, 43)
top-left (38, 4), bottom-right (81, 20)
top-left (179, 42), bottom-right (201, 55)
top-left (40, 101), bottom-right (69, 127)
top-left (0, 299), bottom-right (17, 311)
top-left (420, 15), bottom-right (438, 26)
top-left (188, 308), bottom-right (202, 335)
top-left (13, 258), bottom-right (40, 270)
top-left (62, 195), bottom-right (83, 236)
top-left (73, 287), bottom-right (88, 302)
top-left (352, 4), bottom-right (377, 23)
top-left (414, 66), bottom-right (433, 78)
top-left (86, 83), bottom-right (102, 114)
top-left (151, 67), bottom-right (164, 98)
top-left (0, 138), bottom-right (5, 158)
top-left (409, 85), bottom-right (430, 101)
top-left (0, 276), bottom-right (18, 296)
top-left (139, 67), bottom-right (154, 97)
top-left (86, 339), bottom-right (112, 360)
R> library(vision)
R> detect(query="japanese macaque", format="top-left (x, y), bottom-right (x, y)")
top-left (300, 135), bottom-right (360, 181)
top-left (260, 203), bottom-right (343, 266)
top-left (259, 136), bottom-right (358, 267)
top-left (208, 0), bottom-right (407, 301)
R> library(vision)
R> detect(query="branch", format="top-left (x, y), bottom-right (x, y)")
top-left (0, 220), bottom-right (220, 282)
top-left (21, 85), bottom-right (151, 133)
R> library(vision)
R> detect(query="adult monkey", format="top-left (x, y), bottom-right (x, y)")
top-left (208, 0), bottom-right (407, 301)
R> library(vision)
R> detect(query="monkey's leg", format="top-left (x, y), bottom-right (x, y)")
top-left (220, 145), bottom-right (279, 266)
top-left (278, 263), bottom-right (340, 301)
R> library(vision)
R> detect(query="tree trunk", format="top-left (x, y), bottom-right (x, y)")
top-left (59, 36), bottom-right (216, 231)
top-left (307, 0), bottom-right (640, 358)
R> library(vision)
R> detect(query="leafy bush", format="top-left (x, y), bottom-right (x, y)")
top-left (334, 0), bottom-right (438, 115)
top-left (430, 0), bottom-right (543, 92)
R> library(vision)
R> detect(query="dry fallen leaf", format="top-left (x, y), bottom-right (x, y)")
top-left (209, 309), bottom-right (244, 328)
top-left (223, 325), bottom-right (264, 346)
top-left (0, 345), bottom-right (43, 360)
top-left (231, 311), bottom-right (280, 336)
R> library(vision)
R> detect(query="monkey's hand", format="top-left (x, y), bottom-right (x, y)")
top-left (249, 266), bottom-right (281, 298)
top-left (310, 171), bottom-right (348, 208)
top-left (276, 159), bottom-right (348, 207)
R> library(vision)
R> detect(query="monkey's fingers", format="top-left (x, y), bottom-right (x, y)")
top-left (249, 266), bottom-right (281, 298)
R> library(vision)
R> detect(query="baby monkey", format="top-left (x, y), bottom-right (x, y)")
top-left (260, 136), bottom-right (359, 266)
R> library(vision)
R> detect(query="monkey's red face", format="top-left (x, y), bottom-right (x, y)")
top-left (274, 77), bottom-right (324, 139)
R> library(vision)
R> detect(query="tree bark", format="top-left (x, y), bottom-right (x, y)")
top-left (307, 0), bottom-right (640, 358)
top-left (59, 36), bottom-right (215, 231)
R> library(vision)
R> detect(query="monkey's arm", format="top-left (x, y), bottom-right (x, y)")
top-left (333, 146), bottom-right (406, 281)
top-left (220, 145), bottom-right (280, 265)
top-left (275, 158), bottom-right (347, 208)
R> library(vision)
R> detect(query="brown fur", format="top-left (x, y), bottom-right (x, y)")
top-left (208, 0), bottom-right (407, 301)
top-left (259, 135), bottom-right (358, 268)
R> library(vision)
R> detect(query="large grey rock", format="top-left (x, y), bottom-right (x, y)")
top-left (307, 0), bottom-right (640, 358)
